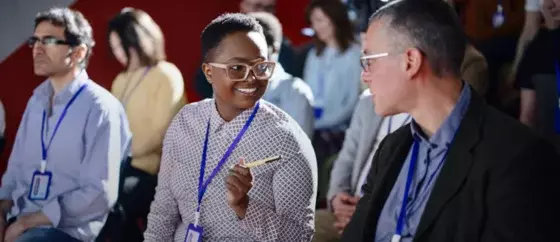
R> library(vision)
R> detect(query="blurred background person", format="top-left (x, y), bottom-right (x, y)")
top-left (99, 7), bottom-right (186, 242)
top-left (250, 12), bottom-right (315, 138)
top-left (304, 0), bottom-right (362, 183)
top-left (0, 8), bottom-right (131, 242)
top-left (514, 0), bottom-right (560, 129)
top-left (240, 0), bottom-right (298, 77)
top-left (144, 13), bottom-right (317, 241)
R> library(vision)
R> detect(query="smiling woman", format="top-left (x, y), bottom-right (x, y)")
top-left (143, 13), bottom-right (318, 242)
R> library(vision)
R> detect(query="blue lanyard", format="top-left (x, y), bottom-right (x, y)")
top-left (554, 61), bottom-right (560, 133)
top-left (394, 137), bottom-right (453, 238)
top-left (41, 84), bottom-right (88, 162)
top-left (197, 102), bottom-right (260, 213)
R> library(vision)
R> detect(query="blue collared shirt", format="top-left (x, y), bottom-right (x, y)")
top-left (375, 84), bottom-right (472, 242)
top-left (0, 71), bottom-right (131, 241)
top-left (263, 64), bottom-right (315, 137)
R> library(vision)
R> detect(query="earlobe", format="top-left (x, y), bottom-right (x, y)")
top-left (202, 63), bottom-right (213, 84)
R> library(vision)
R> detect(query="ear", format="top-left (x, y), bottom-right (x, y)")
top-left (403, 47), bottom-right (423, 79)
top-left (71, 44), bottom-right (88, 65)
top-left (202, 63), bottom-right (213, 84)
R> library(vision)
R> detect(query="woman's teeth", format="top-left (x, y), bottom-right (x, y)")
top-left (235, 88), bottom-right (257, 94)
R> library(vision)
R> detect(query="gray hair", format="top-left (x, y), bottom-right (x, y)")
top-left (370, 0), bottom-right (466, 78)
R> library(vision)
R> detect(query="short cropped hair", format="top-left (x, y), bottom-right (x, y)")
top-left (248, 12), bottom-right (283, 51)
top-left (200, 13), bottom-right (264, 61)
top-left (370, 0), bottom-right (466, 78)
top-left (35, 8), bottom-right (95, 68)
top-left (108, 8), bottom-right (166, 68)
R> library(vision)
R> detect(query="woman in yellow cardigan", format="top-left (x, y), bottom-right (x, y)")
top-left (104, 7), bottom-right (186, 242)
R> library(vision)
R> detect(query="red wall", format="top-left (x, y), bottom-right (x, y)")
top-left (0, 0), bottom-right (311, 169)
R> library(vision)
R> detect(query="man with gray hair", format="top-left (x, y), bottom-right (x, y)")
top-left (342, 0), bottom-right (559, 241)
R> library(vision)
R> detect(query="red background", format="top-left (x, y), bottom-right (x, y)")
top-left (0, 0), bottom-right (311, 169)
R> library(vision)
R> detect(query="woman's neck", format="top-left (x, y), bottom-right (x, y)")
top-left (325, 37), bottom-right (339, 50)
top-left (215, 98), bottom-right (245, 122)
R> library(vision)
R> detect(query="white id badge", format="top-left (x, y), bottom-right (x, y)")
top-left (185, 224), bottom-right (203, 242)
top-left (28, 171), bottom-right (52, 201)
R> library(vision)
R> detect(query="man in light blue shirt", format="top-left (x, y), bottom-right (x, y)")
top-left (251, 12), bottom-right (315, 137)
top-left (0, 8), bottom-right (131, 242)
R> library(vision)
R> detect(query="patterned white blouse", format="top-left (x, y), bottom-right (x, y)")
top-left (144, 99), bottom-right (318, 241)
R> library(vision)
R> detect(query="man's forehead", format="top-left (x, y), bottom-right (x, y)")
top-left (363, 21), bottom-right (389, 52)
top-left (34, 21), bottom-right (65, 37)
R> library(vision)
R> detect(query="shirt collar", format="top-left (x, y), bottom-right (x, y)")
top-left (410, 83), bottom-right (472, 147)
top-left (209, 99), bottom-right (260, 135)
top-left (33, 70), bottom-right (89, 107)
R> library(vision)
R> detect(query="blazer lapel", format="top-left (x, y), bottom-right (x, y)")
top-left (352, 113), bottom-right (383, 189)
top-left (362, 128), bottom-right (414, 240)
top-left (414, 94), bottom-right (485, 238)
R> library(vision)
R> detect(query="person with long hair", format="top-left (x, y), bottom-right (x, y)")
top-left (304, 0), bottom-right (362, 180)
top-left (102, 8), bottom-right (186, 242)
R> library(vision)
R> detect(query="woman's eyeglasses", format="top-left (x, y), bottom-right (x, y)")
top-left (27, 36), bottom-right (74, 48)
top-left (209, 62), bottom-right (276, 81)
top-left (360, 52), bottom-right (389, 72)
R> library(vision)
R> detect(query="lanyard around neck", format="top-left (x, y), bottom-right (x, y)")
top-left (119, 67), bottom-right (151, 106)
top-left (196, 102), bottom-right (260, 220)
top-left (40, 83), bottom-right (87, 171)
top-left (393, 132), bottom-right (456, 241)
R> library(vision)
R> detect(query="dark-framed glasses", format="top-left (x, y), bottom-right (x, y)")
top-left (209, 61), bottom-right (276, 81)
top-left (360, 52), bottom-right (389, 72)
top-left (27, 36), bottom-right (73, 48)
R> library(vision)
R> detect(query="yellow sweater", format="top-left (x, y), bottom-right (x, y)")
top-left (111, 61), bottom-right (186, 175)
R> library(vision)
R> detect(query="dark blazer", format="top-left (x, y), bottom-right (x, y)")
top-left (341, 92), bottom-right (560, 242)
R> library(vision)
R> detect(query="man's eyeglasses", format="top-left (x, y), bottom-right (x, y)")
top-left (208, 62), bottom-right (276, 81)
top-left (27, 36), bottom-right (74, 48)
top-left (360, 53), bottom-right (389, 72)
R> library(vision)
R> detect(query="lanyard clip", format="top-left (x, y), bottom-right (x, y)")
top-left (194, 211), bottom-right (200, 227)
top-left (40, 160), bottom-right (47, 173)
top-left (391, 234), bottom-right (402, 242)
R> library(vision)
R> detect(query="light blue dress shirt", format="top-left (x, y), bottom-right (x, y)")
top-left (0, 71), bottom-right (131, 241)
top-left (303, 44), bottom-right (362, 131)
top-left (375, 84), bottom-right (472, 242)
top-left (263, 64), bottom-right (315, 137)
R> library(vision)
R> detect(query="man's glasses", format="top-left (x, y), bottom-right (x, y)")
top-left (360, 52), bottom-right (389, 72)
top-left (27, 36), bottom-right (73, 48)
top-left (209, 62), bottom-right (276, 81)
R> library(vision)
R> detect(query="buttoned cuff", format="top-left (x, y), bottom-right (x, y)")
top-left (41, 199), bottom-right (61, 227)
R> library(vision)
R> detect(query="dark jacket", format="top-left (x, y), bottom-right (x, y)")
top-left (341, 91), bottom-right (560, 242)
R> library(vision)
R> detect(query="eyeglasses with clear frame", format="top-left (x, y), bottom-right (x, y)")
top-left (27, 36), bottom-right (74, 48)
top-left (360, 52), bottom-right (389, 72)
top-left (208, 61), bottom-right (276, 81)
